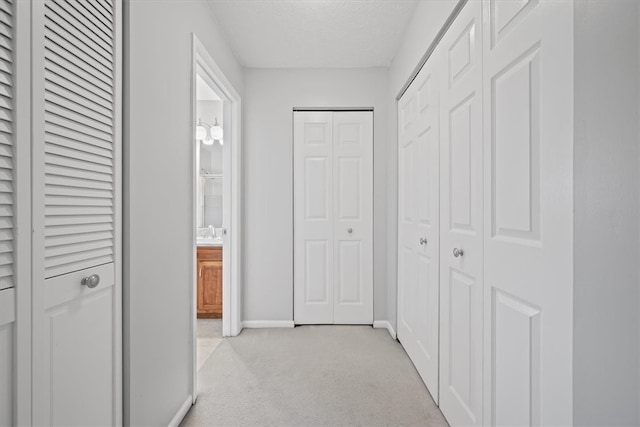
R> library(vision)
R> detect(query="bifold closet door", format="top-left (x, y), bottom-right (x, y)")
top-left (293, 111), bottom-right (373, 325)
top-left (294, 111), bottom-right (334, 324)
top-left (31, 0), bottom-right (122, 425)
top-left (396, 57), bottom-right (440, 402)
top-left (481, 1), bottom-right (573, 425)
top-left (438, 1), bottom-right (484, 425)
top-left (0, 0), bottom-right (18, 424)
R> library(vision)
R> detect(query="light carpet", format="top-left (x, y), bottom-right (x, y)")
top-left (197, 319), bottom-right (223, 372)
top-left (181, 325), bottom-right (448, 427)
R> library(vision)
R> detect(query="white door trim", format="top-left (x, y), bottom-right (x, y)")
top-left (190, 33), bottom-right (243, 403)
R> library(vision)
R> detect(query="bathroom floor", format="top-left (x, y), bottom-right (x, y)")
top-left (197, 319), bottom-right (223, 371)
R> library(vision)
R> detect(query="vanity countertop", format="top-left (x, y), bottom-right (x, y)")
top-left (197, 238), bottom-right (223, 247)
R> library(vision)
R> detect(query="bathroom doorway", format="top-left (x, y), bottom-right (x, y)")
top-left (190, 34), bottom-right (242, 402)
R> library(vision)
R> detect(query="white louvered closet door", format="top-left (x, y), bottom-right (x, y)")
top-left (0, 0), bottom-right (17, 425)
top-left (0, 0), bottom-right (15, 294)
top-left (31, 0), bottom-right (122, 425)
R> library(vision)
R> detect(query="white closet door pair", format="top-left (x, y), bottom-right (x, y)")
top-left (397, 1), bottom-right (574, 426)
top-left (293, 111), bottom-right (373, 325)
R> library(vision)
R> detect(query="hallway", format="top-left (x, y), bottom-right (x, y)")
top-left (181, 327), bottom-right (448, 426)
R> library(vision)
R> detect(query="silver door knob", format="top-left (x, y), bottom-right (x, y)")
top-left (81, 274), bottom-right (100, 289)
top-left (419, 237), bottom-right (427, 245)
top-left (453, 248), bottom-right (464, 258)
top-left (347, 228), bottom-right (353, 234)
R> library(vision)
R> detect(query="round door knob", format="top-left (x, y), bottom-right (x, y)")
top-left (419, 237), bottom-right (427, 245)
top-left (81, 274), bottom-right (100, 289)
top-left (453, 248), bottom-right (464, 258)
top-left (347, 228), bottom-right (353, 234)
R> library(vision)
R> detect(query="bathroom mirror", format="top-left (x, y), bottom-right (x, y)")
top-left (196, 97), bottom-right (224, 231)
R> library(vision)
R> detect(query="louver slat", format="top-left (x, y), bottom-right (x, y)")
top-left (44, 0), bottom-right (115, 279)
top-left (0, 0), bottom-right (12, 291)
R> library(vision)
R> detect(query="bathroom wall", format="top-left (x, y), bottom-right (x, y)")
top-left (243, 67), bottom-right (388, 323)
top-left (124, 0), bottom-right (243, 425)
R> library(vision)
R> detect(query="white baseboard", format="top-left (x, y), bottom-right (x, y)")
top-left (373, 320), bottom-right (397, 339)
top-left (168, 395), bottom-right (192, 427)
top-left (243, 320), bottom-right (295, 328)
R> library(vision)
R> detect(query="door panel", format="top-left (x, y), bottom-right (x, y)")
top-left (32, 0), bottom-right (122, 424)
top-left (47, 271), bottom-right (114, 426)
top-left (438, 1), bottom-right (483, 425)
top-left (0, 288), bottom-right (14, 427)
top-left (305, 240), bottom-right (330, 303)
top-left (397, 55), bottom-right (440, 401)
top-left (337, 240), bottom-right (361, 303)
top-left (332, 111), bottom-right (372, 324)
top-left (37, 263), bottom-right (116, 426)
top-left (482, 1), bottom-right (573, 425)
top-left (294, 112), bottom-right (334, 324)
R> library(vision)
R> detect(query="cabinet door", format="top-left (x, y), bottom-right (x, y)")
top-left (482, 1), bottom-right (573, 425)
top-left (198, 259), bottom-right (222, 318)
top-left (438, 1), bottom-right (484, 425)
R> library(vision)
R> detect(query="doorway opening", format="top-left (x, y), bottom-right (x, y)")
top-left (190, 34), bottom-right (242, 402)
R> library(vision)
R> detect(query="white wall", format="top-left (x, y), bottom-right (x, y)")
top-left (124, 1), bottom-right (243, 425)
top-left (243, 68), bottom-right (388, 322)
top-left (386, 0), bottom-right (458, 330)
top-left (573, 1), bottom-right (640, 424)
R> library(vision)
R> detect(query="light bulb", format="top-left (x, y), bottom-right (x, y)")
top-left (196, 124), bottom-right (207, 140)
top-left (210, 117), bottom-right (223, 140)
top-left (210, 125), bottom-right (223, 140)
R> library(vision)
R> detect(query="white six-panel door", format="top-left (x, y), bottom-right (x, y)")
top-left (438, 1), bottom-right (484, 425)
top-left (294, 111), bottom-right (373, 325)
top-left (397, 57), bottom-right (440, 402)
top-left (482, 1), bottom-right (573, 425)
top-left (332, 112), bottom-right (373, 324)
top-left (294, 111), bottom-right (334, 324)
top-left (31, 0), bottom-right (122, 425)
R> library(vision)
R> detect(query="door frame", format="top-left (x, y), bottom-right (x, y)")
top-left (190, 34), bottom-right (243, 402)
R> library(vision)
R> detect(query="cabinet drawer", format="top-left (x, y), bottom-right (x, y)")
top-left (197, 246), bottom-right (222, 261)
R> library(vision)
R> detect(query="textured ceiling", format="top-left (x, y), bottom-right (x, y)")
top-left (206, 0), bottom-right (419, 68)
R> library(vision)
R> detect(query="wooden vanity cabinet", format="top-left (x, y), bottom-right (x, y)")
top-left (197, 246), bottom-right (222, 318)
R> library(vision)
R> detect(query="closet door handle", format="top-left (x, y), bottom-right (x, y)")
top-left (81, 274), bottom-right (100, 289)
top-left (453, 248), bottom-right (464, 258)
top-left (419, 237), bottom-right (427, 245)
top-left (347, 228), bottom-right (353, 234)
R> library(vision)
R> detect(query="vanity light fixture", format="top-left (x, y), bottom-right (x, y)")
top-left (196, 117), bottom-right (223, 145)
